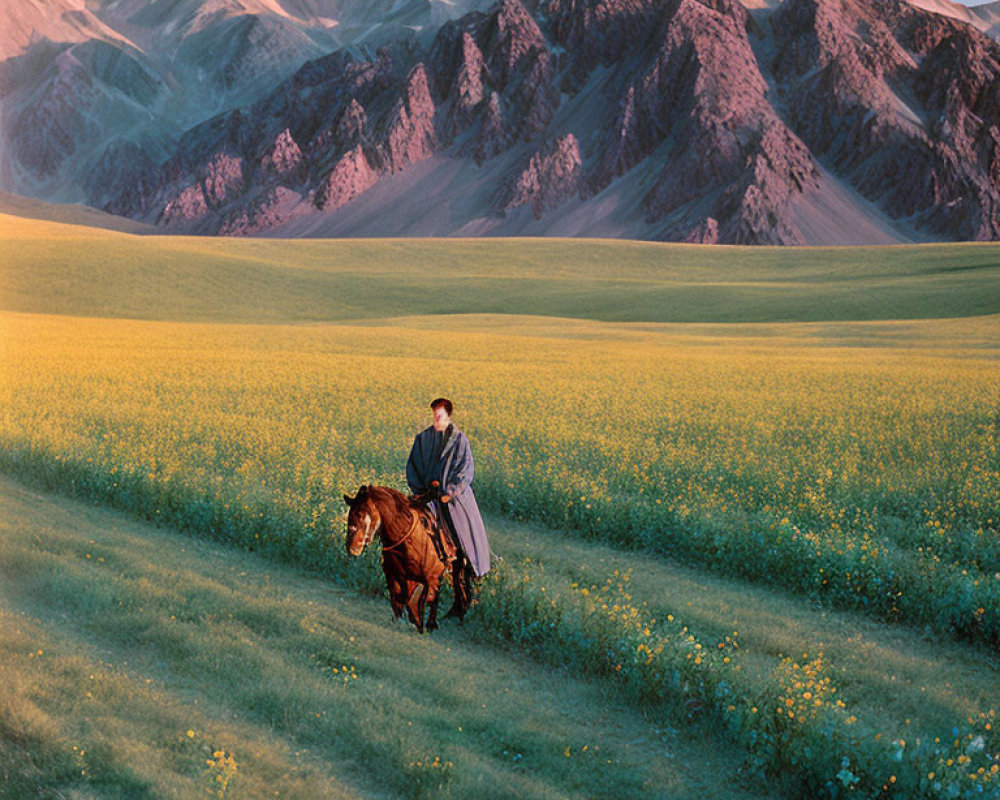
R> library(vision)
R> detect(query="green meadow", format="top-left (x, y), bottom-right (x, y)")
top-left (2, 476), bottom-right (762, 800)
top-left (1, 212), bottom-right (998, 799)
top-left (2, 213), bottom-right (999, 323)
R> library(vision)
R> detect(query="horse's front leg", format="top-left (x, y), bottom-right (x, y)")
top-left (406, 580), bottom-right (432, 634)
top-left (383, 568), bottom-right (406, 622)
top-left (404, 581), bottom-right (425, 632)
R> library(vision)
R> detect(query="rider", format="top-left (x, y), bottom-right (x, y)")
top-left (406, 398), bottom-right (491, 581)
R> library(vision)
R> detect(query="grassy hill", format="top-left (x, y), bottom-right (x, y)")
top-left (2, 212), bottom-right (999, 323)
top-left (2, 208), bottom-right (998, 799)
top-left (0, 191), bottom-right (156, 235)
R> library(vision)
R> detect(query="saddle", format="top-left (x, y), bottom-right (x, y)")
top-left (409, 489), bottom-right (458, 567)
top-left (423, 510), bottom-right (458, 566)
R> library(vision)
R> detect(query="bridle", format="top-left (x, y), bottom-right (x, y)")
top-left (348, 506), bottom-right (378, 552)
top-left (349, 500), bottom-right (422, 555)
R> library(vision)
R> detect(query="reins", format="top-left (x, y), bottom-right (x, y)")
top-left (380, 513), bottom-right (421, 553)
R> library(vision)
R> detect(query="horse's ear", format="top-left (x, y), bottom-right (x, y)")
top-left (343, 493), bottom-right (355, 506)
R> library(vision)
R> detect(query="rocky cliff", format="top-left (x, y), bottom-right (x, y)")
top-left (0, 0), bottom-right (489, 205)
top-left (771, 0), bottom-right (1000, 239)
top-left (6, 0), bottom-right (1000, 243)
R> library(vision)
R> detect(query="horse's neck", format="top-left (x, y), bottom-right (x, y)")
top-left (372, 495), bottom-right (411, 543)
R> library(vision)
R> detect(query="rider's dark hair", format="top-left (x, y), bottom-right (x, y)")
top-left (430, 397), bottom-right (453, 415)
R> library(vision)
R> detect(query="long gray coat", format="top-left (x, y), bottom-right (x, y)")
top-left (406, 424), bottom-right (491, 576)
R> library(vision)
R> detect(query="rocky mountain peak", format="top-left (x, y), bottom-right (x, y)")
top-left (474, 91), bottom-right (513, 163)
top-left (502, 133), bottom-right (584, 217)
top-left (772, 0), bottom-right (1000, 238)
top-left (262, 128), bottom-right (304, 179)
top-left (38, 0), bottom-right (999, 244)
top-left (378, 63), bottom-right (438, 174)
top-left (492, 0), bottom-right (550, 80)
top-left (336, 99), bottom-right (369, 149)
top-left (315, 145), bottom-right (379, 212)
top-left (457, 33), bottom-right (488, 108)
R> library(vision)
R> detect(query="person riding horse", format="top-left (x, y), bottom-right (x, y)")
top-left (406, 398), bottom-right (491, 597)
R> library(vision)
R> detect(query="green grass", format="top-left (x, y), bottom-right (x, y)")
top-left (2, 210), bottom-right (998, 798)
top-left (2, 213), bottom-right (999, 323)
top-left (0, 476), bottom-right (769, 800)
top-left (484, 515), bottom-right (999, 744)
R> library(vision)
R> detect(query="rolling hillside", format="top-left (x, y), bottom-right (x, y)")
top-left (2, 212), bottom-right (999, 323)
top-left (0, 190), bottom-right (156, 234)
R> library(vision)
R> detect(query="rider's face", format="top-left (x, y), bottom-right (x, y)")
top-left (433, 405), bottom-right (451, 431)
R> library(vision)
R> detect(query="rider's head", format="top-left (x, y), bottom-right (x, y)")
top-left (431, 397), bottom-right (452, 431)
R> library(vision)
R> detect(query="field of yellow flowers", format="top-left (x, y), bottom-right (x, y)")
top-left (2, 311), bottom-right (997, 649)
top-left (2, 312), bottom-right (998, 795)
top-left (2, 214), bottom-right (999, 798)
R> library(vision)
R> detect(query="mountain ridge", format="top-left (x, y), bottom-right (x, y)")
top-left (3, 0), bottom-right (1000, 244)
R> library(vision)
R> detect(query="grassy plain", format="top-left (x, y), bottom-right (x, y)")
top-left (1, 213), bottom-right (999, 798)
top-left (1, 477), bottom-right (763, 800)
top-left (2, 212), bottom-right (1000, 323)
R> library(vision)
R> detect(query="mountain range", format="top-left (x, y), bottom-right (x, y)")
top-left (3, 0), bottom-right (1000, 244)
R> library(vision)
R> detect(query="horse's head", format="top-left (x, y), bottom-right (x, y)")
top-left (343, 485), bottom-right (380, 556)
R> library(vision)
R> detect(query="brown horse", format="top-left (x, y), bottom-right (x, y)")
top-left (343, 484), bottom-right (472, 633)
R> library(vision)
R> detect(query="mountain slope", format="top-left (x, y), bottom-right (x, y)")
top-left (0, 0), bottom-right (487, 205)
top-left (94, 0), bottom-right (1000, 243)
top-left (771, 0), bottom-right (1000, 239)
top-left (4, 0), bottom-right (1000, 243)
top-left (0, 0), bottom-right (130, 62)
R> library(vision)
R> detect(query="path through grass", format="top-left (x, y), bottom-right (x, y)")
top-left (0, 476), bottom-right (771, 800)
top-left (483, 514), bottom-right (1000, 744)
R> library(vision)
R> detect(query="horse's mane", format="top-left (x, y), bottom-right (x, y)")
top-left (364, 485), bottom-right (417, 518)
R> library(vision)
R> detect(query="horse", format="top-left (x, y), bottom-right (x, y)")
top-left (343, 484), bottom-right (473, 633)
